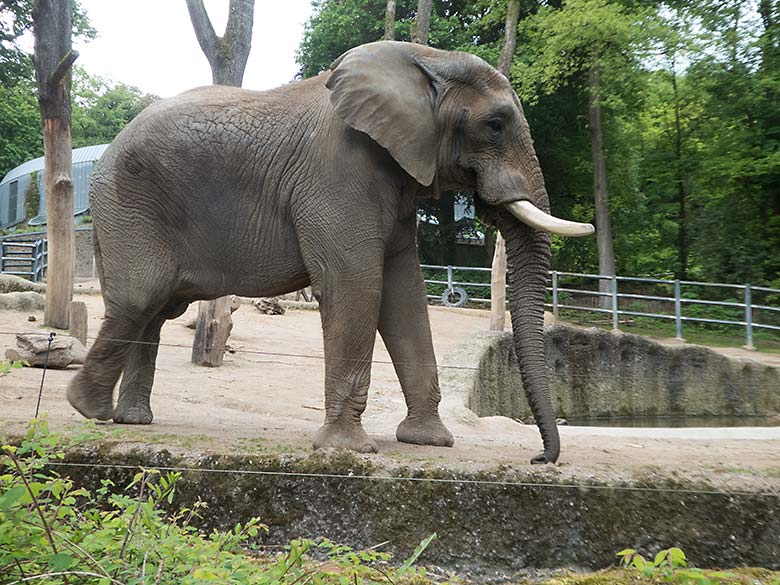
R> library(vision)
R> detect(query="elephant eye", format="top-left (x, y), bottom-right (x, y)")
top-left (486, 119), bottom-right (503, 133)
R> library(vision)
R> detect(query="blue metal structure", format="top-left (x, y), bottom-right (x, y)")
top-left (0, 143), bottom-right (109, 229)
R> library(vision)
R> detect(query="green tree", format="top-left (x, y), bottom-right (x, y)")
top-left (0, 82), bottom-right (42, 179)
top-left (71, 69), bottom-right (159, 148)
top-left (517, 0), bottom-right (651, 295)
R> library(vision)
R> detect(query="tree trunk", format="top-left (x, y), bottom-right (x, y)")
top-left (384, 0), bottom-right (396, 40)
top-left (588, 65), bottom-right (615, 309)
top-left (672, 66), bottom-right (688, 280)
top-left (33, 0), bottom-right (78, 329)
top-left (187, 0), bottom-right (254, 365)
top-left (412, 0), bottom-right (432, 45)
top-left (186, 0), bottom-right (254, 86)
top-left (490, 0), bottom-right (521, 331)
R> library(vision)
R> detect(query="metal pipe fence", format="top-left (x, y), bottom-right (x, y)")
top-left (0, 239), bottom-right (47, 282)
top-left (421, 264), bottom-right (780, 350)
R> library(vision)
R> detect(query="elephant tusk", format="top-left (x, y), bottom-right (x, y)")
top-left (505, 200), bottom-right (595, 237)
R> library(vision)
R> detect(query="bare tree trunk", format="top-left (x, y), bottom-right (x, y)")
top-left (412, 0), bottom-right (432, 45)
top-left (490, 0), bottom-right (521, 331)
top-left (384, 0), bottom-right (396, 40)
top-left (186, 0), bottom-right (254, 86)
top-left (588, 65), bottom-right (615, 309)
top-left (187, 0), bottom-right (254, 366)
top-left (33, 0), bottom-right (79, 329)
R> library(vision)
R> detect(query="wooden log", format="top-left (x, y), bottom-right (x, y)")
top-left (490, 233), bottom-right (507, 331)
top-left (69, 300), bottom-right (88, 346)
top-left (191, 297), bottom-right (233, 367)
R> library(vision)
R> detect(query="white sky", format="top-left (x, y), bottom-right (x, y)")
top-left (73, 1), bottom-right (314, 98)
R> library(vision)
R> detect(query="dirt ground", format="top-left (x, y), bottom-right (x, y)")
top-left (1, 284), bottom-right (779, 491)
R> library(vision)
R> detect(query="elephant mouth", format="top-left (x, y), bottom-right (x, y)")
top-left (504, 200), bottom-right (594, 237)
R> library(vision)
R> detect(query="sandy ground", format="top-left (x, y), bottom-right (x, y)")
top-left (1, 285), bottom-right (779, 491)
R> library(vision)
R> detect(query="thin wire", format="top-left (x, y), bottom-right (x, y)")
top-left (34, 332), bottom-right (54, 419)
top-left (43, 460), bottom-right (779, 499)
top-left (0, 329), bottom-right (778, 388)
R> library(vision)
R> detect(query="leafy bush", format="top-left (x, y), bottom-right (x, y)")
top-left (618, 547), bottom-right (743, 584)
top-left (0, 420), bottom-right (436, 584)
top-left (0, 359), bottom-right (25, 376)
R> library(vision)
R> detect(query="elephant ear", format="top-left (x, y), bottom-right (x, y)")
top-left (326, 41), bottom-right (438, 187)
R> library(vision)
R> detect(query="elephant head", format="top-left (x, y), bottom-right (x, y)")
top-left (326, 41), bottom-right (593, 464)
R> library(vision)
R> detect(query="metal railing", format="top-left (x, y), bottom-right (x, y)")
top-left (0, 239), bottom-right (47, 282)
top-left (421, 264), bottom-right (780, 350)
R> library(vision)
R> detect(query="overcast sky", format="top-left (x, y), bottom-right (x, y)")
top-left (73, 1), bottom-right (314, 98)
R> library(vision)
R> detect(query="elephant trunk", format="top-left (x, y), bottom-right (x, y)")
top-left (499, 213), bottom-right (559, 464)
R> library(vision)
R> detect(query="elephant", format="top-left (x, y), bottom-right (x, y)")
top-left (67, 41), bottom-right (593, 464)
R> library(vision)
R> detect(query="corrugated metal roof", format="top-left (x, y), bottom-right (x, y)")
top-left (0, 144), bottom-right (109, 185)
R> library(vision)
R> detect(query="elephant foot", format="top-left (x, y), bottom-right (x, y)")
top-left (530, 451), bottom-right (557, 465)
top-left (313, 423), bottom-right (378, 453)
top-left (67, 378), bottom-right (114, 421)
top-left (396, 415), bottom-right (454, 447)
top-left (113, 404), bottom-right (154, 425)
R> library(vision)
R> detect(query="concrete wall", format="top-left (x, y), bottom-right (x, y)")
top-left (445, 325), bottom-right (780, 421)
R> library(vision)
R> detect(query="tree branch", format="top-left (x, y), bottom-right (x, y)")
top-left (48, 49), bottom-right (78, 89)
top-left (225, 0), bottom-right (254, 50)
top-left (185, 0), bottom-right (218, 59)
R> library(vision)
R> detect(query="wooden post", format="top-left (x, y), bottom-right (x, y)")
top-left (490, 233), bottom-right (507, 330)
top-left (33, 0), bottom-right (78, 329)
top-left (489, 0), bottom-right (520, 332)
top-left (70, 300), bottom-right (88, 346)
top-left (191, 297), bottom-right (233, 367)
top-left (186, 0), bottom-right (254, 366)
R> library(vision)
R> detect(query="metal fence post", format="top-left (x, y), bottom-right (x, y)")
top-left (674, 279), bottom-right (683, 340)
top-left (744, 284), bottom-right (755, 350)
top-left (611, 274), bottom-right (619, 331)
top-left (552, 271), bottom-right (559, 320)
top-left (447, 265), bottom-right (454, 295)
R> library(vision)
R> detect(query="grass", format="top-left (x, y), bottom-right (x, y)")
top-left (558, 310), bottom-right (780, 354)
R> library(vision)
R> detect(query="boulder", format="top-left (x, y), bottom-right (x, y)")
top-left (5, 333), bottom-right (87, 369)
top-left (0, 291), bottom-right (45, 311)
top-left (0, 274), bottom-right (46, 294)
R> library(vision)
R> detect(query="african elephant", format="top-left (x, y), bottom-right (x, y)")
top-left (67, 41), bottom-right (593, 464)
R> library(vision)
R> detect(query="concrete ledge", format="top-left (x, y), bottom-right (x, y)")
top-left (51, 444), bottom-right (780, 576)
top-left (443, 325), bottom-right (780, 421)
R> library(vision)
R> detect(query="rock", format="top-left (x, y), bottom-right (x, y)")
top-left (5, 333), bottom-right (87, 369)
top-left (556, 418), bottom-right (569, 426)
top-left (27, 315), bottom-right (36, 322)
top-left (254, 297), bottom-right (286, 315)
top-left (0, 291), bottom-right (45, 311)
top-left (0, 274), bottom-right (46, 294)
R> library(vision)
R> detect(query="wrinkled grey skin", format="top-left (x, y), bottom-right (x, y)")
top-left (68, 41), bottom-right (562, 464)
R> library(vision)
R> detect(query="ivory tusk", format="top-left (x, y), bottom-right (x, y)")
top-left (505, 200), bottom-right (595, 237)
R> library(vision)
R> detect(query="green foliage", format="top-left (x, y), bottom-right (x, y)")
top-left (0, 420), bottom-right (438, 584)
top-left (0, 81), bottom-right (42, 180)
top-left (71, 68), bottom-right (159, 148)
top-left (0, 360), bottom-right (26, 376)
top-left (24, 170), bottom-right (40, 220)
top-left (617, 547), bottom-right (742, 584)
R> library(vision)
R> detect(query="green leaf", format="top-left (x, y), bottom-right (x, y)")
top-left (0, 485), bottom-right (27, 510)
top-left (669, 546), bottom-right (687, 567)
top-left (47, 553), bottom-right (75, 571)
top-left (401, 533), bottom-right (437, 570)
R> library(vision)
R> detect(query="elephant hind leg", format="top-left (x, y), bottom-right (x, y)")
top-left (113, 301), bottom-right (189, 424)
top-left (67, 314), bottom-right (146, 421)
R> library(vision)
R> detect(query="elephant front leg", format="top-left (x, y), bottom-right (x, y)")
top-left (312, 272), bottom-right (383, 453)
top-left (378, 246), bottom-right (454, 447)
